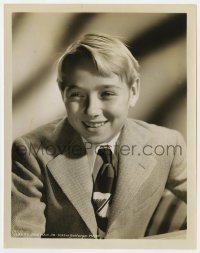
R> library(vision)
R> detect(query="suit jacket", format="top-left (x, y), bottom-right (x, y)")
top-left (11, 117), bottom-right (187, 239)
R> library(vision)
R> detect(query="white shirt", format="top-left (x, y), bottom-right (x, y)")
top-left (81, 132), bottom-right (120, 174)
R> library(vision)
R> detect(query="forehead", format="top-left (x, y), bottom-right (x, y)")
top-left (62, 56), bottom-right (99, 77)
top-left (61, 53), bottom-right (124, 82)
top-left (62, 57), bottom-right (125, 88)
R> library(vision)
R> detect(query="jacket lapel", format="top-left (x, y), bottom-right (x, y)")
top-left (45, 117), bottom-right (157, 237)
top-left (47, 119), bottom-right (97, 236)
top-left (107, 119), bottom-right (157, 232)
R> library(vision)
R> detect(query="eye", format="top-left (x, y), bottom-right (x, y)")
top-left (100, 91), bottom-right (116, 98)
top-left (67, 90), bottom-right (86, 100)
top-left (69, 92), bottom-right (83, 97)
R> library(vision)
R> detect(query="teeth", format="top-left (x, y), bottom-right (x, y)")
top-left (84, 121), bottom-right (107, 128)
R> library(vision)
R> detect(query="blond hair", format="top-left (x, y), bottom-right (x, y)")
top-left (57, 33), bottom-right (140, 91)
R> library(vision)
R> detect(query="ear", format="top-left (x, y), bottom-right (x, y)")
top-left (129, 78), bottom-right (140, 107)
top-left (61, 87), bottom-right (67, 104)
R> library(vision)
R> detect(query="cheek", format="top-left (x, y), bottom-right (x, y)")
top-left (65, 102), bottom-right (82, 114)
top-left (108, 97), bottom-right (129, 114)
top-left (105, 103), bottom-right (129, 120)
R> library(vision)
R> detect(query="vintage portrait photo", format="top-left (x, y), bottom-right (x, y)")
top-left (4, 4), bottom-right (196, 249)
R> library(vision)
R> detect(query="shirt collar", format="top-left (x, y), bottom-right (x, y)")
top-left (81, 132), bottom-right (121, 174)
top-left (81, 132), bottom-right (120, 154)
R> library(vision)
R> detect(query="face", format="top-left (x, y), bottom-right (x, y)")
top-left (62, 58), bottom-right (139, 144)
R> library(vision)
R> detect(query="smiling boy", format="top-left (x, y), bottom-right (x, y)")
top-left (61, 53), bottom-right (139, 145)
top-left (12, 33), bottom-right (187, 239)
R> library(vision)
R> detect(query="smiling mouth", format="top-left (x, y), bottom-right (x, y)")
top-left (82, 121), bottom-right (108, 128)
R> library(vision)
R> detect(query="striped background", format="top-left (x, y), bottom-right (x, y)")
top-left (12, 12), bottom-right (186, 140)
top-left (12, 12), bottom-right (187, 236)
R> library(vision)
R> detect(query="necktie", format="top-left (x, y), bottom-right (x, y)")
top-left (92, 145), bottom-right (116, 238)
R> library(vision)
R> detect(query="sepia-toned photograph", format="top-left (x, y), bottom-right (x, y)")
top-left (4, 4), bottom-right (196, 249)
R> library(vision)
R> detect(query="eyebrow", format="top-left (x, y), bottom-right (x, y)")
top-left (99, 85), bottom-right (121, 89)
top-left (65, 85), bottom-right (79, 92)
top-left (66, 84), bottom-right (121, 92)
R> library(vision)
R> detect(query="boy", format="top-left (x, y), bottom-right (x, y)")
top-left (12, 33), bottom-right (187, 239)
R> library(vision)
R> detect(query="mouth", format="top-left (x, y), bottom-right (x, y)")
top-left (82, 121), bottom-right (108, 128)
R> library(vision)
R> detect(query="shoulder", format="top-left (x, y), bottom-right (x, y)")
top-left (127, 118), bottom-right (185, 145)
top-left (127, 118), bottom-right (175, 135)
top-left (12, 117), bottom-right (69, 153)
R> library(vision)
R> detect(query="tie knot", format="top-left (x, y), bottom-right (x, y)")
top-left (97, 145), bottom-right (112, 163)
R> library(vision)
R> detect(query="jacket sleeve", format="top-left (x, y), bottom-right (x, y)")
top-left (166, 131), bottom-right (187, 203)
top-left (11, 137), bottom-right (46, 237)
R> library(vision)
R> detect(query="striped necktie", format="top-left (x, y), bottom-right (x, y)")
top-left (92, 145), bottom-right (116, 238)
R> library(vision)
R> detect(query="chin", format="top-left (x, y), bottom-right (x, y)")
top-left (84, 135), bottom-right (108, 145)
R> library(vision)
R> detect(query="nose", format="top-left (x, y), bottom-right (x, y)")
top-left (85, 94), bottom-right (101, 118)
